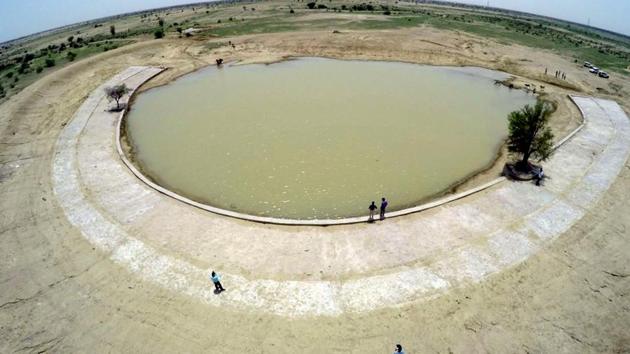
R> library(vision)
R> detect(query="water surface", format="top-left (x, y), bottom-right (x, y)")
top-left (127, 58), bottom-right (534, 219)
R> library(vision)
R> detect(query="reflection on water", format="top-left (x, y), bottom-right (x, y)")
top-left (126, 58), bottom-right (535, 219)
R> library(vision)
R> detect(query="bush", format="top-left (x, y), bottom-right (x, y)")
top-left (317, 4), bottom-right (327, 9)
top-left (5, 72), bottom-right (13, 79)
top-left (45, 58), bottom-right (55, 67)
top-left (383, 10), bottom-right (391, 15)
top-left (307, 2), bottom-right (316, 9)
top-left (36, 66), bottom-right (43, 73)
top-left (67, 51), bottom-right (77, 61)
top-left (290, 8), bottom-right (295, 13)
top-left (154, 29), bottom-right (164, 39)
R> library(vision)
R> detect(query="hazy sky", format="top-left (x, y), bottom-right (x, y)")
top-left (1, 0), bottom-right (629, 43)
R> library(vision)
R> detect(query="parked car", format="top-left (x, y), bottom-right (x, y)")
top-left (598, 71), bottom-right (610, 79)
top-left (584, 61), bottom-right (593, 68)
top-left (590, 67), bottom-right (600, 74)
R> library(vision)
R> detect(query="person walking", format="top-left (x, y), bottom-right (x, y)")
top-left (393, 344), bottom-right (405, 354)
top-left (368, 201), bottom-right (377, 223)
top-left (535, 167), bottom-right (544, 186)
top-left (210, 270), bottom-right (225, 293)
top-left (380, 197), bottom-right (388, 220)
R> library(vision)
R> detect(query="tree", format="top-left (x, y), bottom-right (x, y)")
top-left (45, 58), bottom-right (56, 67)
top-left (507, 101), bottom-right (555, 171)
top-left (158, 18), bottom-right (165, 27)
top-left (154, 29), bottom-right (164, 39)
top-left (110, 25), bottom-right (116, 36)
top-left (307, 2), bottom-right (316, 9)
top-left (105, 84), bottom-right (130, 111)
top-left (67, 35), bottom-right (74, 43)
top-left (67, 51), bottom-right (77, 61)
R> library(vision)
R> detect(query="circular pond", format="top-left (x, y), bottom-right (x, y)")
top-left (126, 58), bottom-right (535, 220)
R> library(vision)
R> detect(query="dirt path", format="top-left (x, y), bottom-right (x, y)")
top-left (1, 30), bottom-right (629, 353)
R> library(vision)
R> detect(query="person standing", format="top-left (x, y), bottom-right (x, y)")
top-left (368, 201), bottom-right (377, 223)
top-left (210, 270), bottom-right (225, 293)
top-left (380, 197), bottom-right (388, 220)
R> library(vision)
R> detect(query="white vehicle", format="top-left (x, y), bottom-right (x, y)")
top-left (598, 71), bottom-right (610, 79)
top-left (584, 61), bottom-right (593, 68)
top-left (590, 67), bottom-right (600, 74)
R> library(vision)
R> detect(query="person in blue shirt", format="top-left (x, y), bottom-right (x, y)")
top-left (211, 271), bottom-right (225, 293)
top-left (393, 344), bottom-right (405, 354)
top-left (380, 197), bottom-right (388, 220)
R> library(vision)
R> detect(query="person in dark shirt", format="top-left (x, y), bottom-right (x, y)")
top-left (380, 197), bottom-right (388, 220)
top-left (368, 201), bottom-right (377, 222)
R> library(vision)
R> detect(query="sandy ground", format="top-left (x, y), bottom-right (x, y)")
top-left (1, 28), bottom-right (629, 352)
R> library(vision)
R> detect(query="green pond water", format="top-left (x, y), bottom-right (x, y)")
top-left (126, 57), bottom-right (535, 220)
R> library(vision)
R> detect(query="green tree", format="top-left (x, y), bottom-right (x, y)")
top-left (45, 58), bottom-right (56, 67)
top-left (158, 18), bottom-right (165, 27)
top-left (507, 101), bottom-right (555, 170)
top-left (154, 29), bottom-right (164, 39)
top-left (67, 51), bottom-right (77, 62)
top-left (110, 25), bottom-right (116, 36)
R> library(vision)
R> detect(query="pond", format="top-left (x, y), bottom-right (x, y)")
top-left (125, 58), bottom-right (535, 220)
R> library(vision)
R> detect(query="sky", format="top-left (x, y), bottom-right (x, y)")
top-left (1, 0), bottom-right (629, 43)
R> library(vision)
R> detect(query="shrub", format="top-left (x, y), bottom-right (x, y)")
top-left (36, 66), bottom-right (43, 73)
top-left (290, 8), bottom-right (295, 13)
top-left (110, 25), bottom-right (116, 36)
top-left (383, 10), bottom-right (391, 15)
top-left (317, 4), bottom-right (327, 9)
top-left (5, 71), bottom-right (13, 79)
top-left (154, 29), bottom-right (164, 39)
top-left (158, 18), bottom-right (164, 27)
top-left (307, 2), bottom-right (316, 9)
top-left (45, 58), bottom-right (55, 67)
top-left (67, 51), bottom-right (77, 61)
